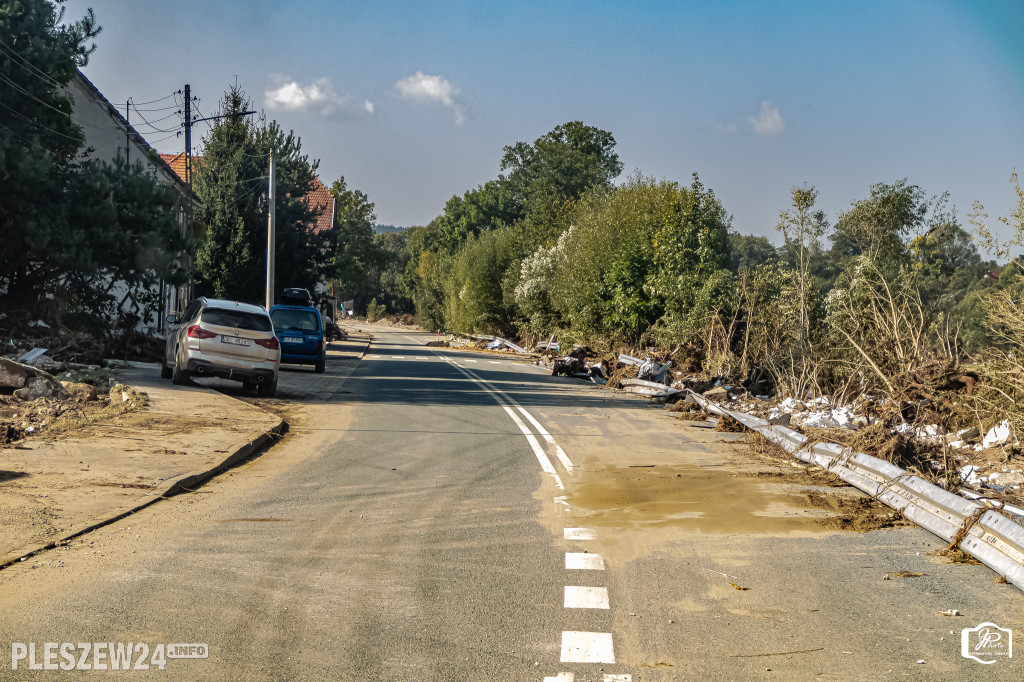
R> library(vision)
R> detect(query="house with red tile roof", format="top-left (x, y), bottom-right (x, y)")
top-left (159, 153), bottom-right (335, 238)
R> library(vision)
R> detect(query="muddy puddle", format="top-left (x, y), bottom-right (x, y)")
top-left (563, 463), bottom-right (908, 562)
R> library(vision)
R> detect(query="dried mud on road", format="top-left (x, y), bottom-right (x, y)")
top-left (555, 416), bottom-right (911, 565)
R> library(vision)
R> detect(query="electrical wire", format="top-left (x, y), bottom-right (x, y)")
top-left (0, 99), bottom-right (83, 142)
top-left (0, 71), bottom-right (74, 118)
top-left (126, 92), bottom-right (177, 107)
top-left (128, 104), bottom-right (181, 134)
top-left (128, 105), bottom-right (181, 126)
top-left (146, 130), bottom-right (182, 145)
top-left (0, 121), bottom-right (43, 147)
top-left (0, 39), bottom-right (64, 89)
top-left (126, 102), bottom-right (182, 113)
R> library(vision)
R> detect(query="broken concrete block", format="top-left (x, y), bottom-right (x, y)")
top-left (947, 427), bottom-right (980, 443)
top-left (14, 376), bottom-right (57, 401)
top-left (989, 471), bottom-right (1024, 486)
top-left (60, 381), bottom-right (98, 402)
top-left (0, 358), bottom-right (29, 389)
top-left (702, 386), bottom-right (729, 399)
top-left (769, 412), bottom-right (792, 426)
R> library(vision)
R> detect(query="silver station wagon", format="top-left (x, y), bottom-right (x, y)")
top-left (162, 298), bottom-right (281, 396)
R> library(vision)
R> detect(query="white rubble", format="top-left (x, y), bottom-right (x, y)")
top-left (959, 465), bottom-right (982, 486)
top-left (982, 420), bottom-right (1014, 448)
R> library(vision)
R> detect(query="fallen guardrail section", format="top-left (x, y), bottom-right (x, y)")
top-left (688, 391), bottom-right (1024, 592)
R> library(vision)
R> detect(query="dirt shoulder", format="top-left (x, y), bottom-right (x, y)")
top-left (0, 365), bottom-right (282, 566)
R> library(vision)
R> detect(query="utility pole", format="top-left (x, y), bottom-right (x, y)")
top-left (182, 84), bottom-right (194, 307)
top-left (176, 84), bottom-right (255, 308)
top-left (125, 98), bottom-right (130, 166)
top-left (265, 148), bottom-right (276, 311)
top-left (183, 84), bottom-right (192, 184)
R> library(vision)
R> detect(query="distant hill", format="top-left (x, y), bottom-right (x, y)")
top-left (373, 224), bottom-right (409, 234)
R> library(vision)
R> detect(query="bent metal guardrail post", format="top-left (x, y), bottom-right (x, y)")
top-left (687, 391), bottom-right (1024, 592)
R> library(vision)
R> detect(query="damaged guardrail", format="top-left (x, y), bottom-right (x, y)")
top-left (689, 391), bottom-right (1024, 592)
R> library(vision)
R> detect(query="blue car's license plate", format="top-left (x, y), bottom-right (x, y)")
top-left (283, 337), bottom-right (302, 344)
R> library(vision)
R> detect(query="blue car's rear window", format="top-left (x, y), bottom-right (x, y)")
top-left (271, 309), bottom-right (320, 332)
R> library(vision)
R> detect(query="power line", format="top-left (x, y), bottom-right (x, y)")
top-left (127, 92), bottom-right (178, 107)
top-left (0, 39), bottom-right (64, 89)
top-left (128, 103), bottom-right (181, 126)
top-left (0, 71), bottom-right (73, 118)
top-left (146, 130), bottom-right (182, 145)
top-left (127, 102), bottom-right (182, 113)
top-left (0, 99), bottom-right (83, 142)
top-left (128, 104), bottom-right (181, 134)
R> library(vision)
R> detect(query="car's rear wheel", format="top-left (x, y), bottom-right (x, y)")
top-left (170, 350), bottom-right (190, 385)
top-left (160, 359), bottom-right (172, 379)
top-left (314, 356), bottom-right (326, 374)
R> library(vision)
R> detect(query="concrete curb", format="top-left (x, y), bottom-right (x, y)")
top-left (0, 335), bottom-right (376, 570)
top-left (0, 418), bottom-right (286, 571)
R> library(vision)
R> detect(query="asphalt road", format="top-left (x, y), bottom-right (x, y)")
top-left (0, 326), bottom-right (1021, 681)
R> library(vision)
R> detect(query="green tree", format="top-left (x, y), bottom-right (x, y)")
top-left (0, 0), bottom-right (97, 313)
top-left (546, 174), bottom-right (731, 344)
top-left (193, 86), bottom-right (324, 303)
top-left (367, 230), bottom-right (413, 314)
top-left (62, 158), bottom-right (186, 325)
top-left (500, 120), bottom-right (623, 213)
top-left (328, 175), bottom-right (380, 308)
top-left (776, 185), bottom-right (829, 372)
top-left (831, 179), bottom-right (928, 267)
top-left (0, 2), bottom-right (184, 327)
top-left (434, 179), bottom-right (517, 253)
top-left (728, 233), bottom-right (777, 274)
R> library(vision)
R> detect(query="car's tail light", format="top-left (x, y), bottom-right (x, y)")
top-left (255, 337), bottom-right (279, 350)
top-left (187, 325), bottom-right (217, 339)
top-left (316, 338), bottom-right (322, 352)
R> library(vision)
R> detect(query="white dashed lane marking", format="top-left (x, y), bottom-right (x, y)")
top-left (560, 631), bottom-right (616, 663)
top-left (565, 553), bottom-right (604, 570)
top-left (544, 671), bottom-right (630, 675)
top-left (563, 527), bottom-right (596, 541)
top-left (564, 586), bottom-right (610, 609)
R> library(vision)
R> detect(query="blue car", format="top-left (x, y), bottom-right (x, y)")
top-left (269, 304), bottom-right (327, 373)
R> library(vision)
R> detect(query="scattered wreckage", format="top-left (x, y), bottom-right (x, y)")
top-left (1, 344), bottom-right (146, 445)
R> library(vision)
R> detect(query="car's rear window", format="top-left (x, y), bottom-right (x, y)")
top-left (201, 308), bottom-right (273, 331)
top-left (271, 309), bottom-right (320, 332)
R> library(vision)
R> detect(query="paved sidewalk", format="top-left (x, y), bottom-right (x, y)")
top-left (0, 365), bottom-right (284, 566)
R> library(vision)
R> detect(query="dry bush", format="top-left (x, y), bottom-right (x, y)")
top-left (971, 291), bottom-right (1024, 438)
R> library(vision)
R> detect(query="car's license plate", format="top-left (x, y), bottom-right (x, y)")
top-left (221, 335), bottom-right (251, 346)
top-left (283, 337), bottom-right (302, 344)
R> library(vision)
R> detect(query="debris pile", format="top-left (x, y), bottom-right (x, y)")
top-left (0, 356), bottom-right (145, 446)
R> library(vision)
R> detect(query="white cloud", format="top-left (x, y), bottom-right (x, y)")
top-left (749, 101), bottom-right (783, 137)
top-left (714, 122), bottom-right (738, 134)
top-left (264, 76), bottom-right (373, 119)
top-left (394, 71), bottom-right (466, 124)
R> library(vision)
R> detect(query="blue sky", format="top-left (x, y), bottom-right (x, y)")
top-left (63, 0), bottom-right (1024, 243)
